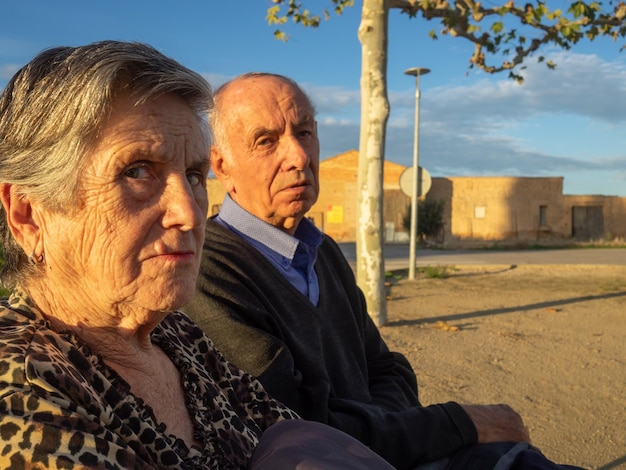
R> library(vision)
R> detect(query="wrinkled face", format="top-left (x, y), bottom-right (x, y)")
top-left (39, 94), bottom-right (209, 325)
top-left (213, 76), bottom-right (320, 234)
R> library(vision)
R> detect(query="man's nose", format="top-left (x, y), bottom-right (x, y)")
top-left (281, 136), bottom-right (310, 171)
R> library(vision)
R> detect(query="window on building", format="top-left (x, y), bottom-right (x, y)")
top-left (539, 205), bottom-right (548, 226)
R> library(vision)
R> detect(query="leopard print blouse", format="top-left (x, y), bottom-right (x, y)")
top-left (0, 290), bottom-right (299, 469)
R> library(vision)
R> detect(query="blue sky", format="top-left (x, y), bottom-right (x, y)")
top-left (2, 0), bottom-right (626, 195)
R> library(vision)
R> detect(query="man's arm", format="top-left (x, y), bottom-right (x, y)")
top-left (319, 237), bottom-right (531, 446)
top-left (462, 404), bottom-right (530, 443)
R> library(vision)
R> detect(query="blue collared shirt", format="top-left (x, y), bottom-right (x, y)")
top-left (215, 195), bottom-right (324, 306)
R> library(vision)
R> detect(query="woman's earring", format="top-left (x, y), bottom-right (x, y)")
top-left (28, 251), bottom-right (45, 265)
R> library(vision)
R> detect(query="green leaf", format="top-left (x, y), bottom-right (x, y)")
top-left (491, 21), bottom-right (504, 34)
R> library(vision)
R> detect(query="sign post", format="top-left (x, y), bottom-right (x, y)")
top-left (399, 165), bottom-right (432, 279)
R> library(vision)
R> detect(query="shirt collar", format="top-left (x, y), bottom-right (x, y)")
top-left (217, 194), bottom-right (324, 259)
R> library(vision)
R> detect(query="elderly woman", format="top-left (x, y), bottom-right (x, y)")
top-left (0, 41), bottom-right (393, 470)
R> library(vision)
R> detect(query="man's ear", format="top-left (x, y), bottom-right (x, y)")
top-left (0, 183), bottom-right (41, 254)
top-left (210, 147), bottom-right (235, 193)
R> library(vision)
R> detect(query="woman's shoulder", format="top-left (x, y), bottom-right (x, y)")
top-left (0, 298), bottom-right (104, 428)
top-left (0, 293), bottom-right (113, 403)
top-left (0, 294), bottom-right (47, 382)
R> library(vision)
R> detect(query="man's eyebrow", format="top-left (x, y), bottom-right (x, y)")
top-left (293, 114), bottom-right (315, 127)
top-left (250, 127), bottom-right (274, 141)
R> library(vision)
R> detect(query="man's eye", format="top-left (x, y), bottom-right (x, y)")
top-left (298, 129), bottom-right (315, 139)
top-left (257, 136), bottom-right (274, 147)
top-left (124, 165), bottom-right (151, 179)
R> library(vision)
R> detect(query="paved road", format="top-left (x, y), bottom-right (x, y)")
top-left (338, 243), bottom-right (626, 271)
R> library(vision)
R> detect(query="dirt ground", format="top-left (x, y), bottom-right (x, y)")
top-left (380, 264), bottom-right (626, 470)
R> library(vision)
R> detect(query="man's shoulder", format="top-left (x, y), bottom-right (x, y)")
top-left (204, 218), bottom-right (250, 252)
top-left (200, 218), bottom-right (282, 287)
top-left (316, 235), bottom-right (348, 263)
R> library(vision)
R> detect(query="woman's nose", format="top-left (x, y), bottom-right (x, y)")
top-left (162, 176), bottom-right (204, 230)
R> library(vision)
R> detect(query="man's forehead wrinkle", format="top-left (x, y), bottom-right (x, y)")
top-left (248, 107), bottom-right (287, 136)
top-left (278, 90), bottom-right (312, 112)
top-left (277, 98), bottom-right (315, 130)
top-left (225, 79), bottom-right (314, 141)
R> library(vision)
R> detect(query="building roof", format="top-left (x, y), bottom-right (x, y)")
top-left (320, 149), bottom-right (407, 188)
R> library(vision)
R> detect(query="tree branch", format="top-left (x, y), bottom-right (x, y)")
top-left (269, 0), bottom-right (626, 81)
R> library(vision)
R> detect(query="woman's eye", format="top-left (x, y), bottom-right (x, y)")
top-left (124, 165), bottom-right (151, 179)
top-left (187, 171), bottom-right (203, 187)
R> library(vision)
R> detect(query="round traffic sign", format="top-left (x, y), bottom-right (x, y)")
top-left (399, 166), bottom-right (431, 197)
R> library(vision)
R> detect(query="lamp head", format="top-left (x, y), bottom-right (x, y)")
top-left (404, 67), bottom-right (431, 77)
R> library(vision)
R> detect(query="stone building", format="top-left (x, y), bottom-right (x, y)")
top-left (429, 176), bottom-right (626, 245)
top-left (306, 150), bottom-right (409, 242)
top-left (206, 149), bottom-right (626, 245)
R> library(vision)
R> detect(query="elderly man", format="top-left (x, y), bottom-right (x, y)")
top-left (185, 72), bottom-right (580, 470)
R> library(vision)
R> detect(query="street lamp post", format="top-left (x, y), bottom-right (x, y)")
top-left (404, 67), bottom-right (430, 280)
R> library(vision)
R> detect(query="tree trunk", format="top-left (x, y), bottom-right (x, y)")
top-left (357, 0), bottom-right (389, 326)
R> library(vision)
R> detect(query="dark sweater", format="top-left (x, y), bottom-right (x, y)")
top-left (185, 220), bottom-right (477, 469)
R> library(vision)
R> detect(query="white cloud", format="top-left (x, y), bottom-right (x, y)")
top-left (306, 84), bottom-right (360, 116)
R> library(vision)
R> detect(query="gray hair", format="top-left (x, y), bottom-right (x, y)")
top-left (0, 40), bottom-right (213, 285)
top-left (209, 72), bottom-right (316, 164)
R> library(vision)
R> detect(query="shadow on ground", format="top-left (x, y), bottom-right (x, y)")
top-left (386, 290), bottom-right (626, 327)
